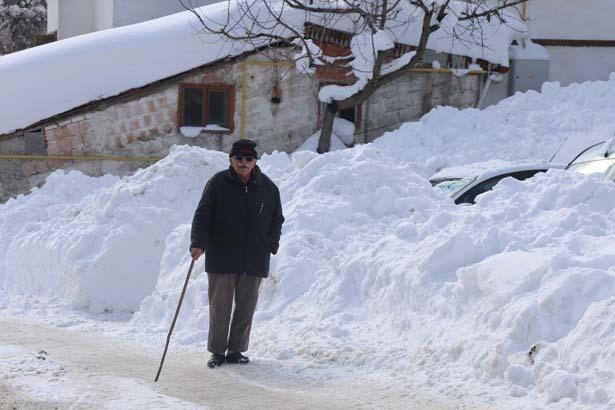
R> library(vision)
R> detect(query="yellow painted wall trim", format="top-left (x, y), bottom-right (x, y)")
top-left (240, 62), bottom-right (248, 139)
top-left (0, 154), bottom-right (161, 162)
top-left (407, 67), bottom-right (487, 74)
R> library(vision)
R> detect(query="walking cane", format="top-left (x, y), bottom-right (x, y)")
top-left (154, 258), bottom-right (195, 382)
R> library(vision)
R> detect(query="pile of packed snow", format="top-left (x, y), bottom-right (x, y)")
top-left (0, 150), bottom-right (227, 312)
top-left (375, 75), bottom-right (615, 175)
top-left (297, 117), bottom-right (356, 151)
top-left (3, 76), bottom-right (615, 408)
top-left (0, 171), bottom-right (119, 293)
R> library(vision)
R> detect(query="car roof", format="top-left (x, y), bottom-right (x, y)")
top-left (430, 160), bottom-right (564, 182)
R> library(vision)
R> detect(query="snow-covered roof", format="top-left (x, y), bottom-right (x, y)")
top-left (0, 2), bottom-right (249, 136)
top-left (0, 1), bottom-right (524, 136)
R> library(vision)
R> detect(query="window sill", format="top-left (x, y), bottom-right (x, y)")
top-left (180, 126), bottom-right (232, 138)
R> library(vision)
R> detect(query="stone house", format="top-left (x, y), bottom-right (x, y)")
top-left (0, 12), bottom-right (506, 202)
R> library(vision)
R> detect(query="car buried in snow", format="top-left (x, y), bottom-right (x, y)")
top-left (430, 160), bottom-right (565, 205)
top-left (566, 138), bottom-right (615, 179)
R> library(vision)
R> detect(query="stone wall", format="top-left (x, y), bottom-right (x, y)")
top-left (359, 71), bottom-right (481, 143)
top-left (0, 52), bottom-right (482, 202)
top-left (42, 53), bottom-right (320, 157)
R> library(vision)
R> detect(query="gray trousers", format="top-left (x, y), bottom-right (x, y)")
top-left (207, 273), bottom-right (262, 354)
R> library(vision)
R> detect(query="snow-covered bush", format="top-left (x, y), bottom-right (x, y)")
top-left (0, 0), bottom-right (47, 55)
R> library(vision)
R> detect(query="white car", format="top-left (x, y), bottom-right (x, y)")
top-left (430, 160), bottom-right (564, 205)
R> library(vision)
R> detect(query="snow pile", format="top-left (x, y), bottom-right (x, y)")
top-left (3, 77), bottom-right (615, 407)
top-left (375, 75), bottom-right (615, 175)
top-left (452, 171), bottom-right (615, 406)
top-left (133, 144), bottom-right (444, 339)
top-left (1, 147), bottom-right (227, 312)
top-left (0, 171), bottom-right (119, 291)
top-left (297, 117), bottom-right (356, 151)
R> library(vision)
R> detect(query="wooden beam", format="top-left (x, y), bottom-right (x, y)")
top-left (533, 39), bottom-right (615, 47)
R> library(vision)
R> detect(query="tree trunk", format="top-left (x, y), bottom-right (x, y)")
top-left (317, 102), bottom-right (337, 153)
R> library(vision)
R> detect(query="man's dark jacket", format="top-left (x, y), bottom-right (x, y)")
top-left (190, 165), bottom-right (284, 277)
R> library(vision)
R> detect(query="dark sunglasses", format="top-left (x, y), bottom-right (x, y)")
top-left (233, 155), bottom-right (255, 162)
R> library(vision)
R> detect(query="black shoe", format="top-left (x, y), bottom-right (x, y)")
top-left (226, 352), bottom-right (250, 364)
top-left (207, 353), bottom-right (225, 368)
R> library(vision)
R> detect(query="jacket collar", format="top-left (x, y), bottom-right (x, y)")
top-left (227, 165), bottom-right (262, 185)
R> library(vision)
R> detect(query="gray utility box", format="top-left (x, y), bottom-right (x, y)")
top-left (508, 58), bottom-right (550, 95)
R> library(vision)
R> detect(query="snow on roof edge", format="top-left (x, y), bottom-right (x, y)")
top-left (0, 2), bottom-right (249, 136)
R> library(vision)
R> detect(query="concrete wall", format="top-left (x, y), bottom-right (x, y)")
top-left (480, 0), bottom-right (615, 106)
top-left (545, 47), bottom-right (615, 86)
top-left (95, 0), bottom-right (114, 31)
top-left (47, 0), bottom-right (59, 34)
top-left (53, 0), bottom-right (220, 39)
top-left (113, 0), bottom-right (218, 27)
top-left (57, 0), bottom-right (96, 40)
top-left (526, 0), bottom-right (615, 40)
top-left (526, 0), bottom-right (615, 86)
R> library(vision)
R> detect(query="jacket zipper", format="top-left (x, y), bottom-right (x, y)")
top-left (243, 182), bottom-right (248, 274)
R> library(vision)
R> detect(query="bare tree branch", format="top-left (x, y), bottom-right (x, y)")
top-left (458, 0), bottom-right (527, 22)
top-left (179, 0), bottom-right (529, 152)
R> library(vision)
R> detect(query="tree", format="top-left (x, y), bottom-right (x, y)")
top-left (180, 0), bottom-right (527, 152)
top-left (0, 0), bottom-right (47, 55)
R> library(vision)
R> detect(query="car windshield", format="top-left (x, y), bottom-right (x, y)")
top-left (431, 177), bottom-right (475, 196)
top-left (568, 158), bottom-right (615, 175)
top-left (569, 141), bottom-right (615, 165)
top-left (567, 141), bottom-right (615, 175)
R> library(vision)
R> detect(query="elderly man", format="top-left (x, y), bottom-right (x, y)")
top-left (190, 139), bottom-right (284, 368)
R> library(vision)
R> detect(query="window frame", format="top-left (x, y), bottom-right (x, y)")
top-left (177, 83), bottom-right (235, 133)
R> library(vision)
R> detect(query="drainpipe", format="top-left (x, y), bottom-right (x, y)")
top-left (363, 96), bottom-right (370, 143)
top-left (521, 1), bottom-right (529, 47)
top-left (476, 64), bottom-right (493, 109)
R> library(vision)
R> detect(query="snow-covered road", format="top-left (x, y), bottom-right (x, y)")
top-left (0, 318), bottom-right (476, 409)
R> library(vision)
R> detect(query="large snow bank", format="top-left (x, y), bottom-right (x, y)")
top-left (3, 77), bottom-right (615, 407)
top-left (0, 171), bottom-right (119, 292)
top-left (1, 148), bottom-right (227, 312)
top-left (296, 117), bottom-right (356, 151)
top-left (375, 75), bottom-right (615, 173)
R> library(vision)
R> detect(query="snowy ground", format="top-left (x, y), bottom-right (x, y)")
top-left (2, 76), bottom-right (615, 409)
top-left (0, 316), bottom-right (476, 409)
